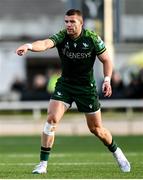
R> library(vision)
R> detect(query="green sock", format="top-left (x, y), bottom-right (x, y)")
top-left (107, 139), bottom-right (118, 152)
top-left (40, 146), bottom-right (51, 161)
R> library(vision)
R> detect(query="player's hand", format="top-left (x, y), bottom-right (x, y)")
top-left (102, 81), bottom-right (112, 97)
top-left (16, 44), bottom-right (29, 56)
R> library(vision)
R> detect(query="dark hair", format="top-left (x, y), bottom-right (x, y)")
top-left (65, 9), bottom-right (82, 17)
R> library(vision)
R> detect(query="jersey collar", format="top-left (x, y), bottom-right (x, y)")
top-left (67, 29), bottom-right (84, 41)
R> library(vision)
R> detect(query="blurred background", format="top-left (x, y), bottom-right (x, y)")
top-left (0, 0), bottom-right (143, 136)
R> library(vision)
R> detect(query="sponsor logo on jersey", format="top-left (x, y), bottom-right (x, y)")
top-left (62, 41), bottom-right (91, 59)
top-left (62, 49), bottom-right (91, 59)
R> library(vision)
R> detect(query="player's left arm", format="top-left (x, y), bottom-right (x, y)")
top-left (98, 50), bottom-right (113, 97)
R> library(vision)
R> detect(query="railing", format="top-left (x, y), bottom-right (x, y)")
top-left (0, 99), bottom-right (142, 120)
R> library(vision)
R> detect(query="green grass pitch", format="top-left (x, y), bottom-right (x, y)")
top-left (0, 135), bottom-right (143, 179)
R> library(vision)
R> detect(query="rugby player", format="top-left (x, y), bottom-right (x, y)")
top-left (16, 9), bottom-right (131, 174)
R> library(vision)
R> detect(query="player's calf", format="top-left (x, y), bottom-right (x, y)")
top-left (32, 122), bottom-right (56, 174)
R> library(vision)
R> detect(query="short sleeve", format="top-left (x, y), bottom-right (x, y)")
top-left (91, 33), bottom-right (106, 55)
top-left (49, 29), bottom-right (66, 46)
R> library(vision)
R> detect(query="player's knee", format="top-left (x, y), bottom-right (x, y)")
top-left (43, 113), bottom-right (59, 136)
top-left (43, 122), bottom-right (56, 136)
top-left (48, 114), bottom-right (59, 124)
top-left (89, 126), bottom-right (103, 138)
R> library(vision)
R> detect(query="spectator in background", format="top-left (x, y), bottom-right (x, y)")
top-left (11, 77), bottom-right (27, 94)
top-left (21, 74), bottom-right (50, 101)
top-left (32, 74), bottom-right (47, 92)
top-left (11, 77), bottom-right (28, 101)
top-left (137, 68), bottom-right (143, 98)
top-left (110, 70), bottom-right (125, 99)
top-left (46, 69), bottom-right (61, 94)
top-left (125, 72), bottom-right (140, 99)
top-left (125, 68), bottom-right (143, 99)
top-left (29, 74), bottom-right (50, 101)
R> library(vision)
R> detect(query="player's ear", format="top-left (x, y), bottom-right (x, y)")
top-left (80, 17), bottom-right (83, 26)
top-left (78, 16), bottom-right (83, 25)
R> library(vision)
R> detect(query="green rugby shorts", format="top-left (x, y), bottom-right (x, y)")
top-left (51, 79), bottom-right (101, 113)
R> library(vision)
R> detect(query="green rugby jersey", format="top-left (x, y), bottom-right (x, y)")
top-left (49, 29), bottom-right (106, 85)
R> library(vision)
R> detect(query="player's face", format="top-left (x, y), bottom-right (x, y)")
top-left (65, 15), bottom-right (83, 38)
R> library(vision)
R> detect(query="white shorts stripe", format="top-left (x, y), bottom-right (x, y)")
top-left (85, 108), bottom-right (100, 114)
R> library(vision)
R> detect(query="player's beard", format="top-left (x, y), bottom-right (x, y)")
top-left (67, 28), bottom-right (75, 35)
top-left (67, 27), bottom-right (79, 38)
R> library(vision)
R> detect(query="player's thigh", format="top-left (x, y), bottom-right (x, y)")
top-left (85, 109), bottom-right (103, 129)
top-left (51, 80), bottom-right (73, 108)
top-left (75, 90), bottom-right (100, 113)
top-left (47, 99), bottom-right (68, 124)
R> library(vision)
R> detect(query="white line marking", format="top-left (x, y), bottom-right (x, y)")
top-left (0, 153), bottom-right (71, 158)
top-left (0, 162), bottom-right (115, 166)
top-left (0, 152), bottom-right (140, 158)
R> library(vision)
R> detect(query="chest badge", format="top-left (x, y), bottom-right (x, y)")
top-left (83, 42), bottom-right (89, 48)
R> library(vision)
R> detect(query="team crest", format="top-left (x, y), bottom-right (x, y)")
top-left (83, 42), bottom-right (89, 49)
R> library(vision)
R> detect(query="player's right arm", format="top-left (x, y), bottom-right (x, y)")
top-left (16, 39), bottom-right (54, 56)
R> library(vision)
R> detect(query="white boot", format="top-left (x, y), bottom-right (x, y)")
top-left (113, 147), bottom-right (131, 172)
top-left (32, 161), bottom-right (47, 174)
